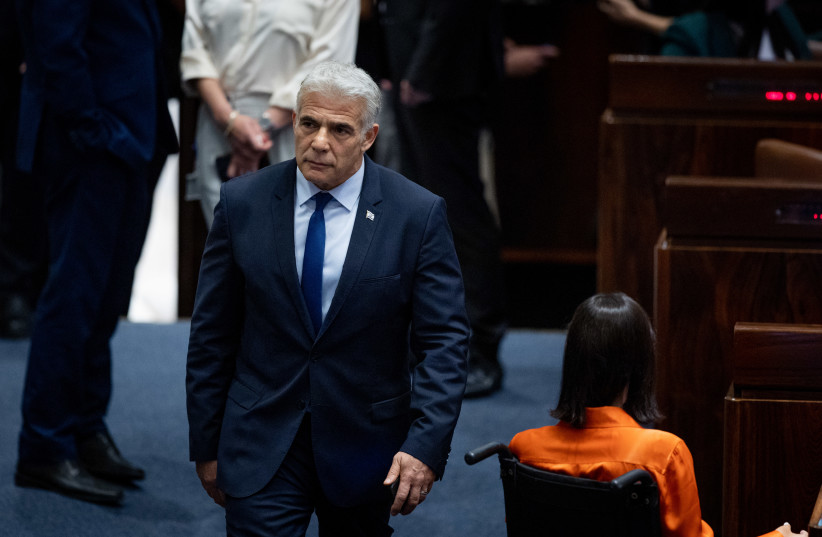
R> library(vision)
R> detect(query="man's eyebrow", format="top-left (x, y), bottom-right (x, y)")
top-left (331, 120), bottom-right (356, 132)
top-left (298, 114), bottom-right (356, 132)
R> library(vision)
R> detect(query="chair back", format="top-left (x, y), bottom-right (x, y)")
top-left (466, 442), bottom-right (661, 537)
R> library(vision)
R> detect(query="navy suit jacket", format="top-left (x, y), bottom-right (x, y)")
top-left (186, 156), bottom-right (470, 505)
top-left (15, 0), bottom-right (177, 173)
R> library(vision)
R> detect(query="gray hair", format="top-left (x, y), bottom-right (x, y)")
top-left (296, 61), bottom-right (381, 136)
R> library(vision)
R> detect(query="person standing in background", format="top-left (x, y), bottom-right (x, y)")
top-left (14, 0), bottom-right (178, 505)
top-left (0, 0), bottom-right (45, 340)
top-left (377, 0), bottom-right (508, 398)
top-left (181, 0), bottom-right (360, 227)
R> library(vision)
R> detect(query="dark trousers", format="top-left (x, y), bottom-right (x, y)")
top-left (393, 95), bottom-right (507, 359)
top-left (225, 415), bottom-right (394, 537)
top-left (18, 113), bottom-right (155, 463)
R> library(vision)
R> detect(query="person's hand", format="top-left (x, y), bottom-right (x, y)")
top-left (382, 451), bottom-right (436, 516)
top-left (226, 114), bottom-right (272, 177)
top-left (195, 460), bottom-right (226, 507)
top-left (775, 522), bottom-right (809, 537)
top-left (597, 0), bottom-right (643, 26)
top-left (503, 38), bottom-right (560, 78)
top-left (597, 0), bottom-right (673, 35)
top-left (263, 105), bottom-right (293, 132)
top-left (399, 80), bottom-right (432, 107)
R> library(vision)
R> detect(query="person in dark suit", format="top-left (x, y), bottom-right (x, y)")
top-left (13, 0), bottom-right (178, 505)
top-left (186, 60), bottom-right (470, 536)
top-left (377, 0), bottom-right (508, 398)
top-left (0, 0), bottom-right (45, 339)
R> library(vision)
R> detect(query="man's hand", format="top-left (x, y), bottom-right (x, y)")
top-left (503, 38), bottom-right (560, 78)
top-left (195, 460), bottom-right (226, 507)
top-left (399, 80), bottom-right (432, 108)
top-left (382, 451), bottom-right (436, 516)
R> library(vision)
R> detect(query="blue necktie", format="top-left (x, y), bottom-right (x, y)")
top-left (302, 192), bottom-right (332, 334)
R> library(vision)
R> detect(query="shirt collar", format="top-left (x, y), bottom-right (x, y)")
top-left (296, 158), bottom-right (365, 211)
top-left (563, 406), bottom-right (642, 429)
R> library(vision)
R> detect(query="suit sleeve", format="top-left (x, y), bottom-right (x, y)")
top-left (401, 196), bottom-right (470, 478)
top-left (186, 184), bottom-right (245, 461)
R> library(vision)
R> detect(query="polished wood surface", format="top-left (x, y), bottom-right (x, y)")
top-left (732, 322), bottom-right (822, 391)
top-left (655, 230), bottom-right (822, 532)
top-left (663, 175), bottom-right (822, 240)
top-left (723, 323), bottom-right (822, 537)
top-left (608, 56), bottom-right (822, 117)
top-left (599, 56), bottom-right (822, 313)
top-left (724, 397), bottom-right (822, 537)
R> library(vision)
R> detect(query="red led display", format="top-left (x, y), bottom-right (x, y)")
top-left (767, 91), bottom-right (821, 102)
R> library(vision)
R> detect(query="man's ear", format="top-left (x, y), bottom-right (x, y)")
top-left (361, 123), bottom-right (379, 152)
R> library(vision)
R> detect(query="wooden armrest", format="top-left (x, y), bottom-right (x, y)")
top-left (755, 139), bottom-right (822, 180)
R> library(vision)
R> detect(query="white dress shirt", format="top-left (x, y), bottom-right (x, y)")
top-left (294, 161), bottom-right (364, 323)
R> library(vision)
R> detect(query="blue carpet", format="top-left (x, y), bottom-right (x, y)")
top-left (0, 322), bottom-right (564, 536)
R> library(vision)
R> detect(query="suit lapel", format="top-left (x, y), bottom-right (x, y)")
top-left (270, 160), bottom-right (316, 337)
top-left (319, 157), bottom-right (383, 337)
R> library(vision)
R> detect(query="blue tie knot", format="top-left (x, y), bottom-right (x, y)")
top-left (312, 192), bottom-right (332, 212)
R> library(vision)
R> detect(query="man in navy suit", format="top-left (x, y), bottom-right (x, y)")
top-left (186, 61), bottom-right (470, 535)
top-left (13, 0), bottom-right (178, 505)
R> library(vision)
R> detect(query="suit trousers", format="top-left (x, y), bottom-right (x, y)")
top-left (224, 414), bottom-right (394, 537)
top-left (393, 95), bottom-right (506, 359)
top-left (18, 112), bottom-right (154, 463)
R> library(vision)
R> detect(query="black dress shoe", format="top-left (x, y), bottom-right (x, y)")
top-left (464, 356), bottom-right (503, 398)
top-left (15, 459), bottom-right (124, 505)
top-left (77, 431), bottom-right (145, 483)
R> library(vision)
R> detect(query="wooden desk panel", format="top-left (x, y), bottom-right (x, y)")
top-left (654, 232), bottom-right (822, 532)
top-left (599, 55), bottom-right (822, 313)
top-left (724, 397), bottom-right (822, 537)
top-left (600, 116), bottom-right (822, 313)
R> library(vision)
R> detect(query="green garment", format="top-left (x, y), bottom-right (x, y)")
top-left (661, 4), bottom-right (812, 59)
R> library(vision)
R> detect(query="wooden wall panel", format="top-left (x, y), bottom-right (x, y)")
top-left (599, 56), bottom-right (822, 313)
top-left (654, 234), bottom-right (822, 532)
top-left (724, 398), bottom-right (822, 537)
top-left (601, 118), bottom-right (822, 312)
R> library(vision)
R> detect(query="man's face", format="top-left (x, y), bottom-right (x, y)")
top-left (293, 92), bottom-right (378, 190)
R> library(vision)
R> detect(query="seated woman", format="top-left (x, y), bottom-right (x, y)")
top-left (509, 292), bottom-right (806, 537)
top-left (597, 0), bottom-right (820, 59)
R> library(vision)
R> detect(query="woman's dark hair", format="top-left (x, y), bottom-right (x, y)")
top-left (551, 292), bottom-right (661, 428)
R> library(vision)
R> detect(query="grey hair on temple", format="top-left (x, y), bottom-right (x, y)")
top-left (297, 61), bottom-right (381, 136)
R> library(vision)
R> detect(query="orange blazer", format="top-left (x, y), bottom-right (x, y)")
top-left (510, 406), bottom-right (710, 537)
top-left (510, 407), bottom-right (783, 537)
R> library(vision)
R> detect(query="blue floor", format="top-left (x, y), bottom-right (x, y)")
top-left (0, 322), bottom-right (564, 536)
